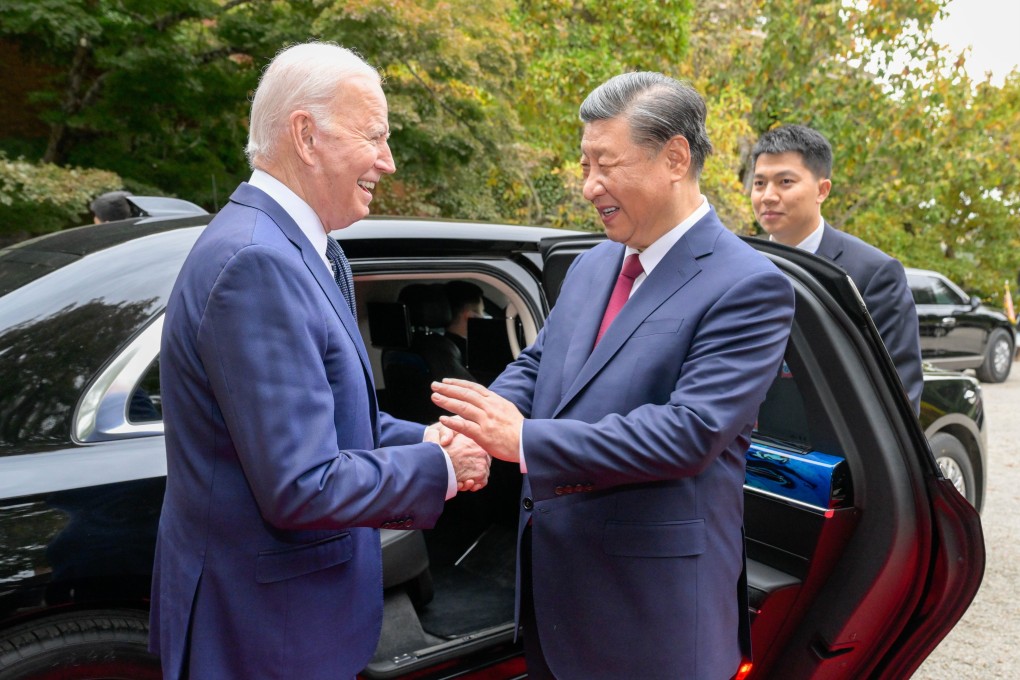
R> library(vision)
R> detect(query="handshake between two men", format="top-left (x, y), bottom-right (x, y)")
top-left (423, 378), bottom-right (525, 492)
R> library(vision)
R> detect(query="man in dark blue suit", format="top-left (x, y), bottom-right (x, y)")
top-left (432, 73), bottom-right (795, 679)
top-left (150, 42), bottom-right (489, 679)
top-left (751, 124), bottom-right (922, 413)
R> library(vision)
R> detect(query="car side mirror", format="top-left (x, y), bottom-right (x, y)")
top-left (969, 296), bottom-right (982, 310)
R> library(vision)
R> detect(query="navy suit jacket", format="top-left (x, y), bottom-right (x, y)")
top-left (150, 183), bottom-right (450, 679)
top-left (816, 223), bottom-right (922, 413)
top-left (490, 209), bottom-right (795, 680)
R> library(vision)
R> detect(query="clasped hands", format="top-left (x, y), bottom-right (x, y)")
top-left (431, 376), bottom-right (523, 461)
top-left (424, 379), bottom-right (525, 494)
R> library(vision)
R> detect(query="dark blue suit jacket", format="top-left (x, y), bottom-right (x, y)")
top-left (491, 209), bottom-right (795, 679)
top-left (816, 223), bottom-right (922, 413)
top-left (150, 184), bottom-right (449, 679)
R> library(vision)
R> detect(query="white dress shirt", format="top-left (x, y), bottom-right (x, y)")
top-left (771, 216), bottom-right (825, 254)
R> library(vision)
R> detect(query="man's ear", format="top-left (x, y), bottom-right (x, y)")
top-left (817, 177), bottom-right (832, 204)
top-left (289, 110), bottom-right (316, 167)
top-left (664, 135), bottom-right (692, 181)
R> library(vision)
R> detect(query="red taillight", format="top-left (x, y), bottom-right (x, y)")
top-left (734, 660), bottom-right (754, 680)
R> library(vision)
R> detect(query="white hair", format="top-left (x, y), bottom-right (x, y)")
top-left (245, 41), bottom-right (380, 169)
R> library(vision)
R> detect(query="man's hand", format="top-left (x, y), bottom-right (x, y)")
top-left (446, 431), bottom-right (491, 492)
top-left (425, 421), bottom-right (490, 492)
top-left (431, 379), bottom-right (523, 464)
top-left (424, 421), bottom-right (456, 448)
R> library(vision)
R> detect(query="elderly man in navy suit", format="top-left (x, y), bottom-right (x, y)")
top-left (432, 73), bottom-right (795, 680)
top-left (150, 42), bottom-right (489, 680)
top-left (751, 124), bottom-right (922, 413)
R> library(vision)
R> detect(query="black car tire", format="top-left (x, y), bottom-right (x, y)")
top-left (975, 328), bottom-right (1013, 383)
top-left (929, 432), bottom-right (976, 508)
top-left (0, 610), bottom-right (160, 680)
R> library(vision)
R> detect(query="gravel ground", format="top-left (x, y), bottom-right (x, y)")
top-left (914, 368), bottom-right (1020, 678)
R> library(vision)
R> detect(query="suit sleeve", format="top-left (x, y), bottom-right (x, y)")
top-left (197, 243), bottom-right (448, 531)
top-left (861, 258), bottom-right (923, 414)
top-left (377, 411), bottom-right (428, 446)
top-left (520, 268), bottom-right (795, 501)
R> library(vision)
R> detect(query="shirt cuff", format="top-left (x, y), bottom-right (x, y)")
top-left (519, 421), bottom-right (527, 474)
top-left (424, 426), bottom-right (459, 499)
top-left (442, 449), bottom-right (457, 500)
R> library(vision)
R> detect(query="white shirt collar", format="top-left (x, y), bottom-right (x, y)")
top-left (771, 216), bottom-right (825, 254)
top-left (249, 169), bottom-right (331, 269)
top-left (626, 195), bottom-right (710, 293)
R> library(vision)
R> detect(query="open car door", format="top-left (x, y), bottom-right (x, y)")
top-left (538, 233), bottom-right (985, 679)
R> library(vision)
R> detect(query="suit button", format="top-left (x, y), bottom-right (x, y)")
top-left (523, 497), bottom-right (534, 510)
top-left (554, 486), bottom-right (565, 495)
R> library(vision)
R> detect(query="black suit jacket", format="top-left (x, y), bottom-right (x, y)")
top-left (816, 223), bottom-right (923, 412)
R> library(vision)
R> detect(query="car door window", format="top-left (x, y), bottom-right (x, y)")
top-left (931, 279), bottom-right (965, 305)
top-left (754, 359), bottom-right (810, 448)
top-left (128, 359), bottom-right (162, 423)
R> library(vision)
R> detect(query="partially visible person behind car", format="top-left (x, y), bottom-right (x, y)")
top-left (751, 124), bottom-right (923, 414)
top-left (149, 41), bottom-right (489, 680)
top-left (444, 280), bottom-right (485, 359)
top-left (89, 190), bottom-right (134, 223)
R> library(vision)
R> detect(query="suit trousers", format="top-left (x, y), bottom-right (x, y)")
top-left (521, 526), bottom-right (557, 680)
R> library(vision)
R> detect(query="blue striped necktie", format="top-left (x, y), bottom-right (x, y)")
top-left (325, 237), bottom-right (356, 319)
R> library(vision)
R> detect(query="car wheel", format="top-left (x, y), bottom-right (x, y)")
top-left (975, 328), bottom-right (1013, 383)
top-left (929, 432), bottom-right (976, 508)
top-left (0, 610), bottom-right (160, 680)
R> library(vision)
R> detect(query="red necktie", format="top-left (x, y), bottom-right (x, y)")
top-left (595, 253), bottom-right (644, 345)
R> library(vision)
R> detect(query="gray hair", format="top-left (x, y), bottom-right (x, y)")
top-left (245, 42), bottom-right (379, 169)
top-left (751, 124), bottom-right (833, 179)
top-left (90, 190), bottom-right (134, 222)
top-left (579, 72), bottom-right (713, 177)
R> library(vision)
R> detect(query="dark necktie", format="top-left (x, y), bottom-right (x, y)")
top-left (594, 253), bottom-right (644, 346)
top-left (325, 237), bottom-right (357, 319)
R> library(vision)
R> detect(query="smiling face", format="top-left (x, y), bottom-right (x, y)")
top-left (751, 151), bottom-right (831, 246)
top-left (304, 75), bottom-right (395, 232)
top-left (580, 116), bottom-right (688, 250)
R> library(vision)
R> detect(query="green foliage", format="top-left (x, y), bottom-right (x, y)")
top-left (0, 152), bottom-right (122, 243)
top-left (2, 0), bottom-right (1018, 302)
top-left (679, 0), bottom-right (1019, 300)
top-left (0, 0), bottom-right (256, 210)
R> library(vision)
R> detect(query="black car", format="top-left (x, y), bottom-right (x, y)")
top-left (906, 267), bottom-right (1016, 383)
top-left (0, 214), bottom-right (985, 680)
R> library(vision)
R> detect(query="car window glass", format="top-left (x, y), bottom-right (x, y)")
top-left (754, 359), bottom-right (810, 448)
top-left (128, 358), bottom-right (162, 423)
top-left (931, 279), bottom-right (965, 305)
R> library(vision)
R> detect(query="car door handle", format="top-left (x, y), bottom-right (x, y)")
top-left (941, 317), bottom-right (957, 326)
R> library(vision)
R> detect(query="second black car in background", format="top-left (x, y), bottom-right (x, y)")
top-left (907, 267), bottom-right (1015, 383)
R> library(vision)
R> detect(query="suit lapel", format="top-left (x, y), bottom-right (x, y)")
top-left (558, 245), bottom-right (621, 400)
top-left (228, 184), bottom-right (373, 382)
top-left (815, 223), bottom-right (844, 263)
top-left (554, 213), bottom-right (721, 417)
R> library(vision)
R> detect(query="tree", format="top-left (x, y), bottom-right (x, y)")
top-left (0, 0), bottom-right (261, 208)
top-left (677, 0), bottom-right (1020, 299)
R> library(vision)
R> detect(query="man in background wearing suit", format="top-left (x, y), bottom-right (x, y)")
top-left (432, 72), bottom-right (795, 679)
top-left (150, 42), bottom-right (489, 680)
top-left (751, 124), bottom-right (923, 413)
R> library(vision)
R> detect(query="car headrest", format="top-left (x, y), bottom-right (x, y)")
top-left (399, 283), bottom-right (452, 328)
top-left (367, 302), bottom-right (412, 349)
